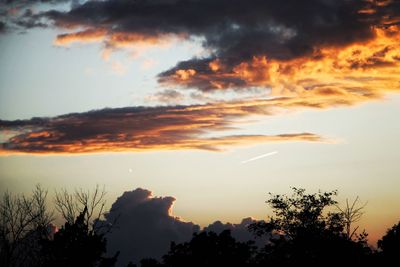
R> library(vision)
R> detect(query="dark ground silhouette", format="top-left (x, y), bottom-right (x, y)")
top-left (1, 186), bottom-right (399, 267)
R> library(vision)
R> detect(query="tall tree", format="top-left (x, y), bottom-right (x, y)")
top-left (249, 187), bottom-right (371, 266)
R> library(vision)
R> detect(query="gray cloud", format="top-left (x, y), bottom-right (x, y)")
top-left (102, 188), bottom-right (269, 266)
top-left (40, 0), bottom-right (386, 60)
top-left (204, 218), bottom-right (270, 248)
top-left (102, 188), bottom-right (200, 266)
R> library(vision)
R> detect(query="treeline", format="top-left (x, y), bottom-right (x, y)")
top-left (0, 186), bottom-right (399, 267)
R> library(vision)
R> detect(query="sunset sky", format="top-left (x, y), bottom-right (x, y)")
top-left (0, 0), bottom-right (399, 245)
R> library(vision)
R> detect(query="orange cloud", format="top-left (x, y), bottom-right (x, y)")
top-left (0, 100), bottom-right (327, 155)
top-left (54, 28), bottom-right (108, 46)
top-left (160, 26), bottom-right (400, 107)
top-left (54, 29), bottom-right (186, 49)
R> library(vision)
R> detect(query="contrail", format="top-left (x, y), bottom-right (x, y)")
top-left (241, 151), bottom-right (278, 164)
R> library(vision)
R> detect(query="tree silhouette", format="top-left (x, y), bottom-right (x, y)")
top-left (335, 196), bottom-right (367, 240)
top-left (0, 185), bottom-right (53, 267)
top-left (0, 185), bottom-right (117, 267)
top-left (378, 221), bottom-right (400, 264)
top-left (162, 230), bottom-right (256, 267)
top-left (249, 187), bottom-right (371, 266)
top-left (41, 206), bottom-right (118, 267)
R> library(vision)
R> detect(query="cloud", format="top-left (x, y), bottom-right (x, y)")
top-left (102, 188), bottom-right (200, 266)
top-left (54, 28), bottom-right (108, 46)
top-left (0, 100), bottom-right (327, 155)
top-left (37, 0), bottom-right (390, 58)
top-left (53, 29), bottom-right (182, 48)
top-left (204, 218), bottom-right (270, 247)
top-left (146, 89), bottom-right (185, 104)
top-left (9, 0), bottom-right (397, 103)
top-left (159, 27), bottom-right (400, 96)
top-left (101, 188), bottom-right (269, 266)
top-left (1, 0), bottom-right (398, 155)
top-left (0, 0), bottom-right (70, 31)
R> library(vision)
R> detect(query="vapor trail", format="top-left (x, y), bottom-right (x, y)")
top-left (241, 151), bottom-right (278, 164)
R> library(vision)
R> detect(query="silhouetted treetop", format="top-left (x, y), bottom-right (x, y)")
top-left (378, 221), bottom-right (400, 262)
top-left (249, 187), bottom-right (371, 266)
top-left (163, 230), bottom-right (256, 267)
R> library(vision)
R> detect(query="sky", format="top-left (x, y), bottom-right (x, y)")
top-left (1, 0), bottom-right (400, 251)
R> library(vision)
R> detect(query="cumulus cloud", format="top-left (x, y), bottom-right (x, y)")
top-left (102, 188), bottom-right (200, 266)
top-left (0, 99), bottom-right (329, 155)
top-left (101, 188), bottom-right (269, 266)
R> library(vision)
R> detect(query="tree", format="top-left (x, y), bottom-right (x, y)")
top-left (249, 187), bottom-right (371, 266)
top-left (0, 185), bottom-right (117, 267)
top-left (0, 185), bottom-right (53, 267)
top-left (250, 188), bottom-right (343, 237)
top-left (54, 185), bottom-right (109, 229)
top-left (335, 196), bottom-right (367, 240)
top-left (40, 207), bottom-right (118, 267)
top-left (163, 230), bottom-right (256, 267)
top-left (378, 221), bottom-right (400, 263)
